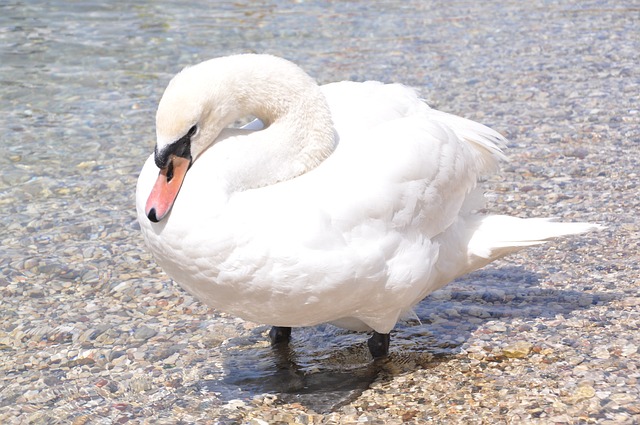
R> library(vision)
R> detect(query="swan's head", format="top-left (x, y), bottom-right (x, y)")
top-left (144, 60), bottom-right (237, 223)
top-left (143, 54), bottom-right (333, 223)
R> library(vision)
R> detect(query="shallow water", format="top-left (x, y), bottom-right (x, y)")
top-left (0, 0), bottom-right (633, 417)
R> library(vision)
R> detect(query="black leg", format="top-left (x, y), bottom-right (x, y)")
top-left (367, 331), bottom-right (390, 359)
top-left (269, 326), bottom-right (292, 345)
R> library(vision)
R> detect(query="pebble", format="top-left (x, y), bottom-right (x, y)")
top-left (621, 344), bottom-right (638, 357)
top-left (568, 385), bottom-right (596, 403)
top-left (621, 297), bottom-right (640, 307)
top-left (133, 327), bottom-right (157, 341)
top-left (593, 347), bottom-right (611, 360)
top-left (486, 322), bottom-right (507, 332)
top-left (502, 341), bottom-right (533, 359)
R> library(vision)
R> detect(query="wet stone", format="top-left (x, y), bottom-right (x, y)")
top-left (133, 326), bottom-right (157, 341)
top-left (502, 341), bottom-right (534, 359)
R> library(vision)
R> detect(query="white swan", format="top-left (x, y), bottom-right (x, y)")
top-left (136, 54), bottom-right (600, 358)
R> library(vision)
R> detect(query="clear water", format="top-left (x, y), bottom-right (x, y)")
top-left (0, 0), bottom-right (623, 414)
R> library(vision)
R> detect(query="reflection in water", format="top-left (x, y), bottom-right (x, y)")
top-left (193, 266), bottom-right (616, 413)
top-left (198, 326), bottom-right (389, 412)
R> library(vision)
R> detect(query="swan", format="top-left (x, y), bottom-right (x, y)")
top-left (136, 54), bottom-right (601, 358)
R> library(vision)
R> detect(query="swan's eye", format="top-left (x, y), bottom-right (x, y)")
top-left (187, 125), bottom-right (197, 138)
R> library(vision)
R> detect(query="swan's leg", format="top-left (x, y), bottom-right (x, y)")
top-left (367, 332), bottom-right (390, 358)
top-left (269, 326), bottom-right (291, 345)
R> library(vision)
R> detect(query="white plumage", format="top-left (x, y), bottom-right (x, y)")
top-left (136, 54), bottom-right (600, 357)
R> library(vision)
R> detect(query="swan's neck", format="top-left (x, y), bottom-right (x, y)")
top-left (194, 55), bottom-right (336, 192)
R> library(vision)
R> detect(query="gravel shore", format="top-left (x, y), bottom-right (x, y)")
top-left (1, 1), bottom-right (638, 423)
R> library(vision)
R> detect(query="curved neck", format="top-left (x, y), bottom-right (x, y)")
top-left (196, 55), bottom-right (337, 192)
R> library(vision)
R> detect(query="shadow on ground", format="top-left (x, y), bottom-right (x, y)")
top-left (198, 266), bottom-right (618, 413)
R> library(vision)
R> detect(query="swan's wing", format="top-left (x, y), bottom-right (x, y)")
top-left (227, 82), bottom-right (507, 268)
top-left (214, 82), bottom-right (507, 331)
top-left (314, 81), bottom-right (507, 237)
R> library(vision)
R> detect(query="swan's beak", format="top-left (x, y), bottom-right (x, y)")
top-left (145, 155), bottom-right (190, 223)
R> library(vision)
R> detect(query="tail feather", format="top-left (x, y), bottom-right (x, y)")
top-left (466, 215), bottom-right (603, 272)
top-left (420, 214), bottom-right (602, 312)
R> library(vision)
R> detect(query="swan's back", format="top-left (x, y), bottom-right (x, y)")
top-left (322, 81), bottom-right (506, 172)
top-left (312, 81), bottom-right (506, 238)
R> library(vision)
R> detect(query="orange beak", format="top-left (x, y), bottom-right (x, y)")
top-left (145, 154), bottom-right (191, 222)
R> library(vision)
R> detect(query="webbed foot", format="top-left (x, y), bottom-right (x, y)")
top-left (269, 326), bottom-right (292, 345)
top-left (367, 331), bottom-right (390, 359)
